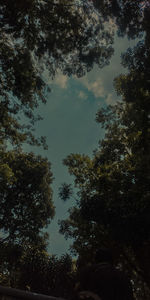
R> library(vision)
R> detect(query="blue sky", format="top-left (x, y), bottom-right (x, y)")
top-left (29, 36), bottom-right (138, 256)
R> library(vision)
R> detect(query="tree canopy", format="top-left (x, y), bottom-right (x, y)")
top-left (1, 1), bottom-right (150, 298)
top-left (1, 0), bottom-right (148, 147)
top-left (0, 0), bottom-right (115, 147)
top-left (59, 3), bottom-right (150, 298)
top-left (0, 147), bottom-right (55, 290)
top-left (0, 149), bottom-right (54, 244)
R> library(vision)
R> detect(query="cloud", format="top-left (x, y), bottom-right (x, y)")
top-left (42, 70), bottom-right (68, 89)
top-left (54, 73), bottom-right (68, 89)
top-left (78, 76), bottom-right (116, 104)
top-left (78, 91), bottom-right (88, 99)
top-left (75, 35), bottom-right (140, 106)
top-left (79, 77), bottom-right (105, 98)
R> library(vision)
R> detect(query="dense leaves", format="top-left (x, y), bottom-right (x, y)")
top-left (18, 252), bottom-right (75, 298)
top-left (60, 92), bottom-right (150, 297)
top-left (0, 243), bottom-right (75, 299)
top-left (0, 1), bottom-right (150, 298)
top-left (93, 0), bottom-right (145, 38)
top-left (0, 0), bottom-right (115, 147)
top-left (59, 4), bottom-right (150, 298)
top-left (0, 149), bottom-right (54, 244)
top-left (1, 0), bottom-right (149, 147)
top-left (59, 183), bottom-right (73, 202)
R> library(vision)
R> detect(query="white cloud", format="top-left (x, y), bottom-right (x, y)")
top-left (77, 75), bottom-right (117, 104)
top-left (79, 77), bottom-right (105, 98)
top-left (54, 73), bottom-right (68, 89)
top-left (75, 35), bottom-right (140, 106)
top-left (78, 76), bottom-right (117, 104)
top-left (78, 91), bottom-right (88, 99)
top-left (42, 70), bottom-right (68, 89)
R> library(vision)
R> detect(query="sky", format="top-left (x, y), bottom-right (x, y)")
top-left (28, 35), bottom-right (138, 257)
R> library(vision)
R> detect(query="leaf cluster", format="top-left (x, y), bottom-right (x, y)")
top-left (0, 149), bottom-right (55, 244)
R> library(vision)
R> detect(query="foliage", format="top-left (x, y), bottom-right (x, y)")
top-left (59, 6), bottom-right (150, 298)
top-left (59, 183), bottom-right (73, 201)
top-left (0, 243), bottom-right (75, 299)
top-left (0, 0), bottom-right (115, 147)
top-left (93, 0), bottom-right (145, 38)
top-left (1, 0), bottom-right (149, 148)
top-left (0, 148), bottom-right (55, 290)
top-left (0, 1), bottom-right (150, 298)
top-left (60, 101), bottom-right (150, 298)
top-left (0, 149), bottom-right (55, 244)
top-left (19, 252), bottom-right (75, 298)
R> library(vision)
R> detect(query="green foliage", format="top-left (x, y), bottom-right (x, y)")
top-left (0, 0), bottom-right (148, 147)
top-left (0, 0), bottom-right (115, 147)
top-left (0, 148), bottom-right (55, 290)
top-left (60, 103), bottom-right (150, 297)
top-left (93, 0), bottom-right (145, 38)
top-left (1, 0), bottom-right (148, 149)
top-left (0, 243), bottom-right (75, 299)
top-left (59, 6), bottom-right (150, 298)
top-left (0, 149), bottom-right (55, 244)
top-left (1, 1), bottom-right (150, 298)
top-left (19, 252), bottom-right (75, 298)
top-left (59, 183), bottom-right (73, 202)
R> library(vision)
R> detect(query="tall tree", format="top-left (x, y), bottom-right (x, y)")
top-left (0, 149), bottom-right (54, 244)
top-left (59, 5), bottom-right (150, 299)
top-left (59, 100), bottom-right (150, 298)
top-left (18, 252), bottom-right (75, 298)
top-left (0, 147), bottom-right (55, 288)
